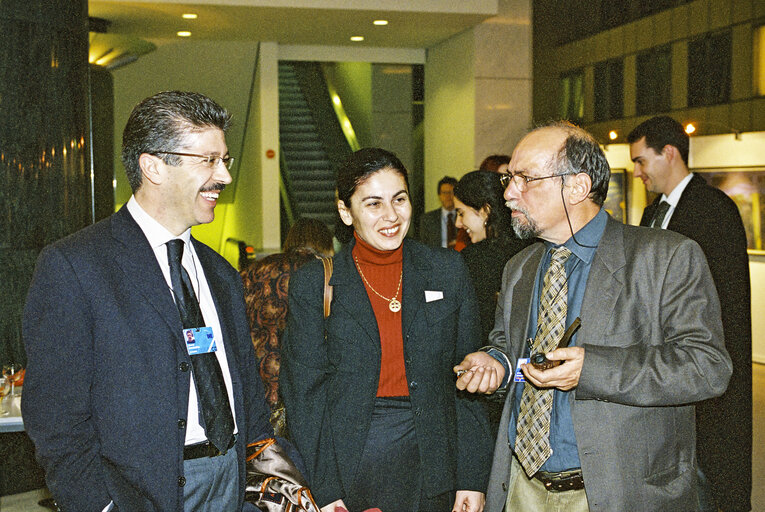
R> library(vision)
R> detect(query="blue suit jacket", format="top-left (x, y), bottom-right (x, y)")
top-left (22, 206), bottom-right (273, 511)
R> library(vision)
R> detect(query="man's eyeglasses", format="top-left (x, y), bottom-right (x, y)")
top-left (499, 171), bottom-right (571, 192)
top-left (153, 151), bottom-right (235, 170)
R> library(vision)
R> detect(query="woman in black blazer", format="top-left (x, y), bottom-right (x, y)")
top-left (281, 148), bottom-right (492, 512)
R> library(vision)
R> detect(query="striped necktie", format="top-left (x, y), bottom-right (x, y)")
top-left (515, 246), bottom-right (571, 476)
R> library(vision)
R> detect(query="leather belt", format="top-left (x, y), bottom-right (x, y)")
top-left (534, 468), bottom-right (584, 492)
top-left (183, 436), bottom-right (236, 460)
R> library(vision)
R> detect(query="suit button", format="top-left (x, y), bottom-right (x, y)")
top-left (178, 419), bottom-right (186, 429)
top-left (502, 482), bottom-right (508, 491)
top-left (179, 362), bottom-right (189, 372)
top-left (405, 358), bottom-right (412, 364)
top-left (414, 408), bottom-right (422, 416)
top-left (409, 381), bottom-right (418, 390)
top-left (178, 476), bottom-right (186, 487)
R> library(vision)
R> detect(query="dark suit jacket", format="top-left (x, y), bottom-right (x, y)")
top-left (22, 206), bottom-right (273, 512)
top-left (418, 208), bottom-right (443, 247)
top-left (642, 174), bottom-right (752, 510)
top-left (484, 217), bottom-right (732, 512)
top-left (281, 238), bottom-right (492, 506)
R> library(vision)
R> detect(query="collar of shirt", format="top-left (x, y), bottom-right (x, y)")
top-left (661, 172), bottom-right (694, 208)
top-left (126, 196), bottom-right (192, 250)
top-left (441, 207), bottom-right (454, 220)
top-left (543, 207), bottom-right (609, 266)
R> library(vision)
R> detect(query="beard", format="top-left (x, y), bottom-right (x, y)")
top-left (508, 203), bottom-right (541, 239)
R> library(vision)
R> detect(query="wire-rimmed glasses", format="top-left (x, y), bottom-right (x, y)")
top-left (499, 171), bottom-right (571, 192)
top-left (152, 151), bottom-right (235, 170)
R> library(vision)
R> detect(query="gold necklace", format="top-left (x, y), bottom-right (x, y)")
top-left (353, 255), bottom-right (403, 313)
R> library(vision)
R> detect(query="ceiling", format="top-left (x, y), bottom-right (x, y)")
top-left (89, 1), bottom-right (499, 49)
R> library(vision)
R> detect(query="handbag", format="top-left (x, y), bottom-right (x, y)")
top-left (244, 438), bottom-right (320, 511)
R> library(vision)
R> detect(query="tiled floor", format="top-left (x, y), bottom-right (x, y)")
top-left (3, 364), bottom-right (765, 511)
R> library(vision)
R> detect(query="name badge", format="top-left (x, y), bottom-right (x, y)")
top-left (514, 358), bottom-right (529, 382)
top-left (183, 327), bottom-right (217, 356)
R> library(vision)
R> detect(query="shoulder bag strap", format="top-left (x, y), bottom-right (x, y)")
top-left (320, 256), bottom-right (333, 318)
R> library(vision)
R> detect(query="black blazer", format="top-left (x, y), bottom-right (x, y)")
top-left (642, 173), bottom-right (752, 510)
top-left (418, 208), bottom-right (443, 247)
top-left (281, 238), bottom-right (492, 506)
top-left (22, 206), bottom-right (273, 511)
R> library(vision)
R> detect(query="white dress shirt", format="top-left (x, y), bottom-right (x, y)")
top-left (655, 173), bottom-right (694, 229)
top-left (126, 197), bottom-right (238, 444)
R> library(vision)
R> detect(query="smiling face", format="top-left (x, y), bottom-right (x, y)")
top-left (149, 127), bottom-right (232, 235)
top-left (454, 197), bottom-right (488, 243)
top-left (629, 136), bottom-right (672, 194)
top-left (337, 167), bottom-right (412, 251)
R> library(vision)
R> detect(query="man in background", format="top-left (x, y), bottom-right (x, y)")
top-left (419, 176), bottom-right (459, 248)
top-left (629, 115), bottom-right (752, 512)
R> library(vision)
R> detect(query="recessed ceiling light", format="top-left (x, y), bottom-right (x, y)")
top-left (373, 20), bottom-right (388, 26)
top-left (182, 13), bottom-right (198, 20)
top-left (350, 36), bottom-right (364, 42)
top-left (177, 31), bottom-right (192, 37)
top-left (608, 130), bottom-right (618, 140)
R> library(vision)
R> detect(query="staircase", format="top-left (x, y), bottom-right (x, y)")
top-left (278, 62), bottom-right (339, 231)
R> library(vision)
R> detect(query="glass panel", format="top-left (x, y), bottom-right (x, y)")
top-left (755, 25), bottom-right (765, 96)
top-left (688, 31), bottom-right (731, 107)
top-left (637, 46), bottom-right (671, 115)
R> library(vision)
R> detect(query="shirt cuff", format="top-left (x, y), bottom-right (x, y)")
top-left (479, 346), bottom-right (512, 389)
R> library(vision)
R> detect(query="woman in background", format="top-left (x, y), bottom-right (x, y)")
top-left (454, 170), bottom-right (532, 438)
top-left (241, 217), bottom-right (334, 436)
top-left (282, 148), bottom-right (491, 512)
top-left (454, 170), bottom-right (532, 342)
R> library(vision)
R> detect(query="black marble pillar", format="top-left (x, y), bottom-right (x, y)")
top-left (0, 0), bottom-right (90, 365)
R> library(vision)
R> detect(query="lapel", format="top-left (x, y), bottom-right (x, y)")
top-left (110, 206), bottom-right (181, 334)
top-left (193, 239), bottom-right (243, 392)
top-left (579, 217), bottom-right (625, 343)
top-left (507, 245), bottom-right (544, 361)
top-left (401, 240), bottom-right (429, 338)
top-left (640, 197), bottom-right (660, 227)
top-left (329, 240), bottom-right (380, 347)
top-left (666, 173), bottom-right (702, 233)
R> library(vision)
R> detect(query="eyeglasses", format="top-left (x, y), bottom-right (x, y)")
top-left (499, 171), bottom-right (571, 192)
top-left (153, 151), bottom-right (235, 170)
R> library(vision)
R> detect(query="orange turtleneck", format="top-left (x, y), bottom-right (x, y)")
top-left (352, 233), bottom-right (409, 397)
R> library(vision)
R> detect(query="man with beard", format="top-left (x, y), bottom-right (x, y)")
top-left (23, 91), bottom-right (278, 511)
top-left (454, 122), bottom-right (731, 512)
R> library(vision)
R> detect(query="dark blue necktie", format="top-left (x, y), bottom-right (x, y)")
top-left (166, 239), bottom-right (234, 452)
top-left (651, 200), bottom-right (671, 228)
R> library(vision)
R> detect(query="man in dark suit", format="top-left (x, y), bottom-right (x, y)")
top-left (455, 122), bottom-right (731, 512)
top-left (419, 176), bottom-right (458, 248)
top-left (22, 91), bottom-right (276, 511)
top-left (629, 115), bottom-right (752, 512)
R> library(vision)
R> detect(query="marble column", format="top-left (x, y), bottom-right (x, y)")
top-left (0, 0), bottom-right (90, 365)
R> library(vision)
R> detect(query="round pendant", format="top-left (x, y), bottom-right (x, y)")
top-left (388, 298), bottom-right (402, 313)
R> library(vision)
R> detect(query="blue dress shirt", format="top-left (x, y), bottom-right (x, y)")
top-left (504, 209), bottom-right (608, 472)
